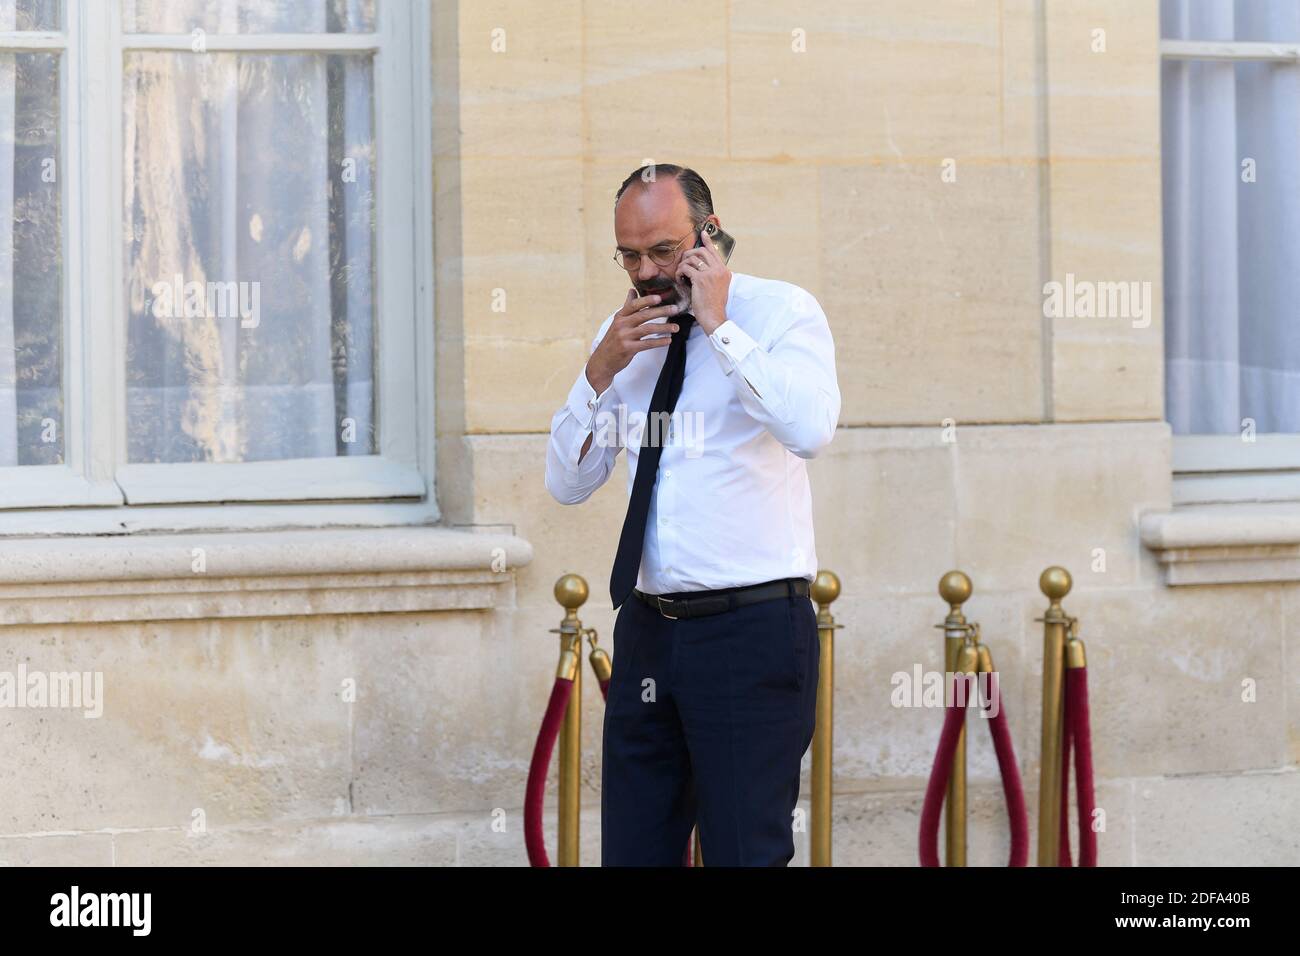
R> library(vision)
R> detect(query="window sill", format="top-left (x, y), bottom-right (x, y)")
top-left (114, 456), bottom-right (427, 505)
top-left (1140, 501), bottom-right (1300, 585)
top-left (0, 526), bottom-right (533, 627)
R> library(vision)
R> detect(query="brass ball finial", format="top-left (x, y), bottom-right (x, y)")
top-left (554, 573), bottom-right (589, 610)
top-left (811, 569), bottom-right (841, 605)
top-left (938, 570), bottom-right (972, 607)
top-left (1039, 566), bottom-right (1072, 602)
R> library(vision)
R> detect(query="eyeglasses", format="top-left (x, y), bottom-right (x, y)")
top-left (612, 227), bottom-right (697, 271)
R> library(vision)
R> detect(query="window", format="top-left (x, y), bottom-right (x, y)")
top-left (1161, 0), bottom-right (1300, 503)
top-left (0, 0), bottom-right (432, 524)
top-left (0, 1), bottom-right (62, 477)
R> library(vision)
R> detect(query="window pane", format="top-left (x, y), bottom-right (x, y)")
top-left (123, 52), bottom-right (376, 463)
top-left (0, 0), bottom-right (60, 32)
top-left (0, 51), bottom-right (62, 468)
top-left (1161, 0), bottom-right (1300, 43)
top-left (122, 0), bottom-right (375, 34)
top-left (1162, 55), bottom-right (1300, 435)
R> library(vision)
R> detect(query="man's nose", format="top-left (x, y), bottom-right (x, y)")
top-left (636, 258), bottom-right (662, 284)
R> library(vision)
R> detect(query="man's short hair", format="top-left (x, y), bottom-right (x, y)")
top-left (615, 164), bottom-right (714, 225)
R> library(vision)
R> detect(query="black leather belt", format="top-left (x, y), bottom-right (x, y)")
top-left (633, 577), bottom-right (810, 620)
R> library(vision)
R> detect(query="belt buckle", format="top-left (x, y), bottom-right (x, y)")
top-left (656, 595), bottom-right (679, 620)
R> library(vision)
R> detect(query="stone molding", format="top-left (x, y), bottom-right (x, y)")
top-left (1140, 503), bottom-right (1300, 586)
top-left (0, 527), bottom-right (533, 626)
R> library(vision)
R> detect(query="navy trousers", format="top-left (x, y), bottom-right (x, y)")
top-left (600, 583), bottom-right (820, 866)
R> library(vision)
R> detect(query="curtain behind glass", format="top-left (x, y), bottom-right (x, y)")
top-left (123, 47), bottom-right (375, 464)
top-left (1162, 0), bottom-right (1300, 434)
top-left (0, 8), bottom-right (62, 468)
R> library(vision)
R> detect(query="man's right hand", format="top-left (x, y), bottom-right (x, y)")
top-left (584, 288), bottom-right (686, 394)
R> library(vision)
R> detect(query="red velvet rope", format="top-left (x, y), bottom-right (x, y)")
top-left (919, 673), bottom-right (1029, 866)
top-left (918, 691), bottom-right (969, 867)
top-left (1069, 666), bottom-right (1097, 866)
top-left (1057, 666), bottom-right (1097, 866)
top-left (524, 676), bottom-right (575, 867)
top-left (1059, 680), bottom-right (1074, 867)
top-left (985, 680), bottom-right (1029, 866)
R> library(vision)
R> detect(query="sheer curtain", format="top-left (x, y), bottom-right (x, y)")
top-left (1, 0), bottom-right (62, 469)
top-left (1162, 0), bottom-right (1300, 435)
top-left (0, 7), bottom-right (15, 466)
top-left (123, 0), bottom-right (375, 464)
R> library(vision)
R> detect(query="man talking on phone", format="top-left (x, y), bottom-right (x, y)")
top-left (544, 163), bottom-right (841, 866)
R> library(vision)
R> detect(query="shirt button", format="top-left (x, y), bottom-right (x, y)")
top-left (664, 469), bottom-right (672, 477)
top-left (721, 336), bottom-right (730, 344)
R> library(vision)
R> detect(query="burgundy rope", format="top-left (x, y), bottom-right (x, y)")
top-left (1059, 683), bottom-right (1074, 867)
top-left (524, 677), bottom-right (575, 867)
top-left (1068, 666), bottom-right (1097, 866)
top-left (983, 678), bottom-right (1029, 866)
top-left (1056, 666), bottom-right (1097, 866)
top-left (919, 673), bottom-right (1029, 866)
top-left (918, 692), bottom-right (969, 866)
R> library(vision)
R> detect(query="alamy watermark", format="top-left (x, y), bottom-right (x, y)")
top-left (0, 665), bottom-right (103, 718)
top-left (50, 886), bottom-right (150, 936)
top-left (150, 273), bottom-right (261, 329)
top-left (891, 664), bottom-right (1002, 718)
top-left (1042, 272), bottom-right (1152, 329)
top-left (593, 407), bottom-right (705, 458)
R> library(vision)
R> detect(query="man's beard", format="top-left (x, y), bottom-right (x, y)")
top-left (636, 275), bottom-right (694, 314)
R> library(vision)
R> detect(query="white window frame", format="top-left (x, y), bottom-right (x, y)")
top-left (1161, 37), bottom-right (1300, 505)
top-left (0, 0), bottom-right (437, 531)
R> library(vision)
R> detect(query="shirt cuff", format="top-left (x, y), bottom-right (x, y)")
top-left (708, 319), bottom-right (759, 369)
top-left (565, 366), bottom-right (612, 430)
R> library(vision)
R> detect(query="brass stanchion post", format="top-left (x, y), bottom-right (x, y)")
top-left (810, 570), bottom-right (841, 867)
top-left (1036, 566), bottom-right (1071, 867)
top-left (552, 574), bottom-right (590, 867)
top-left (937, 571), bottom-right (973, 866)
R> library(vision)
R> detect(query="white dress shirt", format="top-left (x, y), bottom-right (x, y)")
top-left (545, 271), bottom-right (840, 597)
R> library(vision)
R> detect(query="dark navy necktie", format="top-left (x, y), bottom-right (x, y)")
top-left (609, 312), bottom-right (696, 609)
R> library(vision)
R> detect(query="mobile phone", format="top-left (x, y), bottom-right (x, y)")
top-left (702, 221), bottom-right (736, 264)
top-left (683, 222), bottom-right (735, 287)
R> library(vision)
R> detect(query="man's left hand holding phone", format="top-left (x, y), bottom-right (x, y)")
top-left (672, 225), bottom-right (733, 334)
